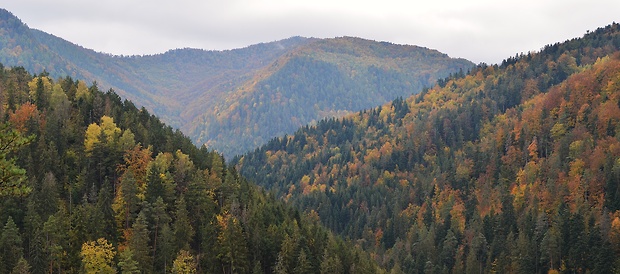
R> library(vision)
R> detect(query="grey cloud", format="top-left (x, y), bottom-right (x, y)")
top-left (3, 0), bottom-right (620, 64)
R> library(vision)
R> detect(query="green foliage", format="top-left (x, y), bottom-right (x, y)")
top-left (1, 217), bottom-right (24, 273)
top-left (236, 23), bottom-right (620, 272)
top-left (0, 123), bottom-right (31, 197)
top-left (117, 248), bottom-right (140, 274)
top-left (9, 257), bottom-right (31, 274)
top-left (128, 211), bottom-right (152, 272)
top-left (0, 60), bottom-right (380, 273)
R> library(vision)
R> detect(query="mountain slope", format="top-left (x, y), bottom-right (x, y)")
top-left (190, 36), bottom-right (473, 156)
top-left (0, 8), bottom-right (312, 132)
top-left (0, 8), bottom-right (473, 157)
top-left (0, 64), bottom-right (382, 273)
top-left (235, 23), bottom-right (620, 272)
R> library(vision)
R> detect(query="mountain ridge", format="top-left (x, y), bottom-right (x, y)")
top-left (0, 8), bottom-right (473, 157)
top-left (189, 36), bottom-right (473, 156)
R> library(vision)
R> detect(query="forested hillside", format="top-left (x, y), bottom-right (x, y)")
top-left (236, 23), bottom-right (620, 273)
top-left (0, 66), bottom-right (381, 273)
top-left (191, 37), bottom-right (473, 157)
top-left (0, 8), bottom-right (472, 157)
top-left (0, 7), bottom-right (312, 129)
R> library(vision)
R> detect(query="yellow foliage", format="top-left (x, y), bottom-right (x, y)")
top-left (300, 175), bottom-right (311, 188)
top-left (400, 203), bottom-right (418, 218)
top-left (50, 83), bottom-right (68, 107)
top-left (379, 142), bottom-right (393, 158)
top-left (84, 123), bottom-right (102, 154)
top-left (75, 81), bottom-right (91, 100)
top-left (379, 105), bottom-right (394, 122)
top-left (100, 116), bottom-right (121, 143)
top-left (150, 152), bottom-right (174, 174)
top-left (455, 159), bottom-right (473, 182)
top-left (511, 180), bottom-right (528, 211)
top-left (84, 116), bottom-right (123, 155)
top-left (112, 188), bottom-right (127, 230)
top-left (216, 212), bottom-right (229, 231)
top-left (610, 216), bottom-right (620, 250)
top-left (550, 123), bottom-right (567, 140)
top-left (172, 250), bottom-right (197, 274)
top-left (569, 141), bottom-right (584, 160)
top-left (81, 238), bottom-right (116, 274)
top-left (569, 159), bottom-right (585, 179)
top-left (450, 201), bottom-right (466, 234)
top-left (363, 148), bottom-right (380, 163)
top-left (27, 76), bottom-right (52, 101)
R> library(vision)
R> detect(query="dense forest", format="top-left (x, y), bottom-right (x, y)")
top-left (0, 8), bottom-right (473, 158)
top-left (0, 66), bottom-right (381, 273)
top-left (236, 23), bottom-right (620, 273)
top-left (190, 37), bottom-right (473, 157)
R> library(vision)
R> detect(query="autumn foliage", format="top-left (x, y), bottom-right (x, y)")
top-left (237, 23), bottom-right (620, 273)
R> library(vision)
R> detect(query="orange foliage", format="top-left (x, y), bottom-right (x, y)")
top-left (9, 102), bottom-right (45, 133)
top-left (374, 228), bottom-right (383, 248)
top-left (596, 100), bottom-right (620, 135)
top-left (450, 200), bottom-right (466, 234)
top-left (475, 167), bottom-right (503, 217)
top-left (120, 145), bottom-right (153, 198)
top-left (611, 216), bottom-right (620, 251)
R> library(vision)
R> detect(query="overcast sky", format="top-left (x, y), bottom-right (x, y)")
top-left (3, 0), bottom-right (619, 64)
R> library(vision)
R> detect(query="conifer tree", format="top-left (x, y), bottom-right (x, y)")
top-left (155, 223), bottom-right (175, 271)
top-left (217, 212), bottom-right (249, 274)
top-left (150, 196), bottom-right (170, 264)
top-left (117, 248), bottom-right (140, 274)
top-left (10, 257), bottom-right (31, 274)
top-left (128, 211), bottom-right (152, 273)
top-left (1, 217), bottom-right (24, 273)
top-left (0, 123), bottom-right (31, 197)
top-left (173, 196), bottom-right (194, 252)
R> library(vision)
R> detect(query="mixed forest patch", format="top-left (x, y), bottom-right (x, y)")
top-left (236, 23), bottom-right (620, 273)
top-left (0, 67), bottom-right (380, 273)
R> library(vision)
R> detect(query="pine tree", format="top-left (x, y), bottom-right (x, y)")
top-left (274, 253), bottom-right (288, 274)
top-left (42, 205), bottom-right (70, 273)
top-left (0, 123), bottom-right (32, 197)
top-left (113, 170), bottom-right (140, 232)
top-left (217, 212), bottom-right (249, 274)
top-left (128, 211), bottom-right (152, 273)
top-left (155, 223), bottom-right (175, 271)
top-left (173, 196), bottom-right (195, 252)
top-left (1, 217), bottom-right (24, 273)
top-left (293, 249), bottom-right (313, 274)
top-left (150, 196), bottom-right (170, 266)
top-left (117, 248), bottom-right (140, 274)
top-left (9, 257), bottom-right (31, 274)
top-left (252, 260), bottom-right (263, 274)
top-left (320, 249), bottom-right (343, 274)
